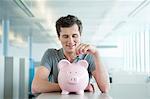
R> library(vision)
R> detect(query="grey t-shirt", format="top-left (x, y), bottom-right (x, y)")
top-left (40, 48), bottom-right (96, 83)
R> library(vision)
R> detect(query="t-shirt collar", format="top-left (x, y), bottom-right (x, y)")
top-left (60, 48), bottom-right (84, 63)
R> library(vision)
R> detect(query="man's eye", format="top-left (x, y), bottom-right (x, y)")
top-left (73, 34), bottom-right (78, 38)
top-left (62, 35), bottom-right (68, 38)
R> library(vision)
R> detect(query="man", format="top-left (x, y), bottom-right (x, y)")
top-left (32, 15), bottom-right (110, 94)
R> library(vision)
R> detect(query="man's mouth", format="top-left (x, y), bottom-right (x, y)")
top-left (66, 44), bottom-right (76, 48)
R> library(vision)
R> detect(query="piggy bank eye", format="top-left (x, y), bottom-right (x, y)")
top-left (75, 72), bottom-right (77, 73)
top-left (69, 72), bottom-right (72, 74)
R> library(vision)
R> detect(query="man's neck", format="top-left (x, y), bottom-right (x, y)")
top-left (63, 52), bottom-right (77, 62)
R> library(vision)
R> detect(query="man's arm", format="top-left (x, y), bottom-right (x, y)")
top-left (31, 66), bottom-right (61, 94)
top-left (92, 50), bottom-right (110, 93)
top-left (75, 44), bottom-right (110, 93)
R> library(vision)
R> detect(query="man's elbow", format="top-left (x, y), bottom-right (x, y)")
top-left (31, 82), bottom-right (40, 94)
top-left (100, 84), bottom-right (110, 93)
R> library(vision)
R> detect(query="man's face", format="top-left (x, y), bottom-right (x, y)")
top-left (59, 24), bottom-right (81, 54)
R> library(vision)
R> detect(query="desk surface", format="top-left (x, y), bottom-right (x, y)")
top-left (36, 84), bottom-right (150, 99)
top-left (36, 92), bottom-right (112, 99)
top-left (36, 90), bottom-right (150, 99)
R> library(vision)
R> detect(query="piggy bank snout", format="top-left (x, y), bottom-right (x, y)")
top-left (68, 76), bottom-right (79, 84)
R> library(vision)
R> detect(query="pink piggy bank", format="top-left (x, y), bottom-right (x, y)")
top-left (58, 59), bottom-right (89, 95)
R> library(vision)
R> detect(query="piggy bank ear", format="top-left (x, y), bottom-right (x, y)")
top-left (77, 60), bottom-right (88, 69)
top-left (58, 59), bottom-right (70, 70)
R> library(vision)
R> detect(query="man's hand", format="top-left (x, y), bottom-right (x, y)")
top-left (75, 43), bottom-right (97, 55)
top-left (84, 83), bottom-right (94, 92)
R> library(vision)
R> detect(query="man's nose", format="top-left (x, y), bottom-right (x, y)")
top-left (68, 37), bottom-right (74, 43)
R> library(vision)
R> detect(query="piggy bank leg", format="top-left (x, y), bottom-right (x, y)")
top-left (76, 90), bottom-right (84, 95)
top-left (61, 90), bottom-right (69, 94)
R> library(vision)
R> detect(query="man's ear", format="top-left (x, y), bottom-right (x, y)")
top-left (77, 60), bottom-right (88, 69)
top-left (58, 59), bottom-right (70, 70)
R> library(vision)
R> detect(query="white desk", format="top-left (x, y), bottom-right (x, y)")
top-left (36, 84), bottom-right (150, 99)
top-left (36, 92), bottom-right (112, 99)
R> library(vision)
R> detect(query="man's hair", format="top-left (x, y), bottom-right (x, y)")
top-left (56, 15), bottom-right (82, 37)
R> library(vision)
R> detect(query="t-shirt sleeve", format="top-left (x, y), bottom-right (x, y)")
top-left (87, 54), bottom-right (96, 73)
top-left (40, 49), bottom-right (54, 71)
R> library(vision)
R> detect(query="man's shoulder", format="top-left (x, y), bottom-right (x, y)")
top-left (46, 48), bottom-right (62, 53)
top-left (84, 53), bottom-right (94, 59)
top-left (45, 48), bottom-right (63, 57)
top-left (83, 54), bottom-right (95, 63)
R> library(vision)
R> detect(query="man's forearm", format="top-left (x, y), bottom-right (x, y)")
top-left (32, 79), bottom-right (61, 94)
top-left (93, 50), bottom-right (110, 93)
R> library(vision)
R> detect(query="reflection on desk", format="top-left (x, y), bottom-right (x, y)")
top-left (36, 92), bottom-right (112, 99)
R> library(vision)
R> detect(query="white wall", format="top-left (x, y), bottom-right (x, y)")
top-left (0, 43), bottom-right (60, 61)
top-left (101, 57), bottom-right (124, 72)
top-left (32, 43), bottom-right (60, 61)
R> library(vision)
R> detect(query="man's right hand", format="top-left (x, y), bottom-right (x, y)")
top-left (85, 83), bottom-right (94, 92)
